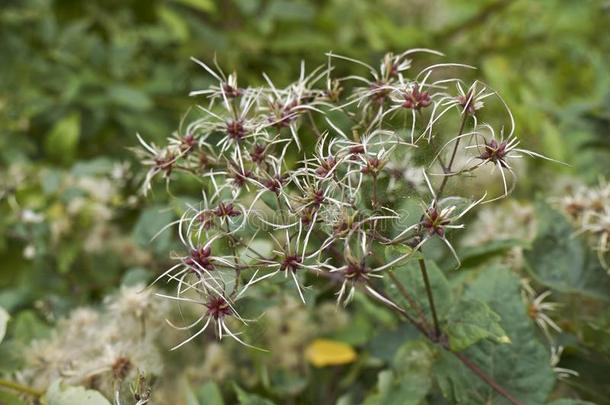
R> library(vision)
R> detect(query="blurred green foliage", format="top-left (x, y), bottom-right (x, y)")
top-left (1, 0), bottom-right (609, 404)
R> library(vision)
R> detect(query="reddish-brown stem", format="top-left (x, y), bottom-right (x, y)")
top-left (366, 283), bottom-right (521, 405)
top-left (387, 271), bottom-right (431, 331)
top-left (437, 110), bottom-right (469, 199)
top-left (418, 258), bottom-right (441, 339)
top-left (453, 352), bottom-right (523, 405)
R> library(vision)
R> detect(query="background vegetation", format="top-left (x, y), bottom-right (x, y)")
top-left (1, 0), bottom-right (609, 404)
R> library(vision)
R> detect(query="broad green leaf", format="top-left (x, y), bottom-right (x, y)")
top-left (132, 206), bottom-right (174, 254)
top-left (446, 298), bottom-right (510, 351)
top-left (44, 113), bottom-right (80, 164)
top-left (459, 239), bottom-right (523, 268)
top-left (524, 203), bottom-right (610, 300)
top-left (384, 259), bottom-right (452, 322)
top-left (45, 380), bottom-right (111, 405)
top-left (195, 381), bottom-right (225, 405)
top-left (434, 267), bottom-right (555, 404)
top-left (364, 340), bottom-right (434, 405)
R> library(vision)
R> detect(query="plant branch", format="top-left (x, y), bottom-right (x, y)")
top-left (387, 271), bottom-right (431, 331)
top-left (437, 110), bottom-right (469, 199)
top-left (453, 352), bottom-right (523, 405)
top-left (418, 258), bottom-right (441, 339)
top-left (0, 379), bottom-right (44, 398)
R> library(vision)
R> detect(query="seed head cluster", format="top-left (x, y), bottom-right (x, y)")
top-left (136, 49), bottom-right (546, 349)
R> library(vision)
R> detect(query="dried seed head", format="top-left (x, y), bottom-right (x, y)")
top-left (185, 246), bottom-right (214, 270)
top-left (206, 296), bottom-right (232, 320)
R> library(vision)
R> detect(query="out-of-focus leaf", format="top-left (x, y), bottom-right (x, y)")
top-left (45, 380), bottom-right (111, 405)
top-left (458, 239), bottom-right (523, 268)
top-left (195, 381), bottom-right (225, 405)
top-left (305, 339), bottom-right (357, 367)
top-left (44, 113), bottom-right (80, 164)
top-left (446, 298), bottom-right (510, 351)
top-left (132, 206), bottom-right (174, 254)
top-left (525, 203), bottom-right (610, 300)
top-left (174, 0), bottom-right (216, 13)
top-left (12, 310), bottom-right (49, 344)
top-left (0, 390), bottom-right (26, 405)
top-left (107, 85), bottom-right (153, 112)
top-left (121, 267), bottom-right (152, 287)
top-left (157, 5), bottom-right (190, 42)
top-left (233, 383), bottom-right (275, 405)
top-left (0, 306), bottom-right (9, 344)
top-left (364, 340), bottom-right (434, 405)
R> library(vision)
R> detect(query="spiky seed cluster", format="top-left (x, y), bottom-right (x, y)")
top-left (136, 49), bottom-right (547, 349)
top-left (553, 179), bottom-right (610, 269)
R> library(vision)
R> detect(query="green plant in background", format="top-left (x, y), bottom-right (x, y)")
top-left (1, 0), bottom-right (609, 404)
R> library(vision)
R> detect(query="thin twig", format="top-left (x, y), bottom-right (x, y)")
top-left (437, 110), bottom-right (469, 199)
top-left (0, 379), bottom-right (44, 397)
top-left (418, 258), bottom-right (441, 339)
top-left (453, 352), bottom-right (523, 405)
top-left (387, 271), bottom-right (431, 331)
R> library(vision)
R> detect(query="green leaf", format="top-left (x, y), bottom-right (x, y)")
top-left (107, 85), bottom-right (153, 112)
top-left (547, 400), bottom-right (596, 405)
top-left (195, 381), bottom-right (224, 405)
top-left (45, 380), bottom-right (111, 405)
top-left (12, 311), bottom-right (49, 344)
top-left (524, 203), bottom-right (610, 300)
top-left (383, 259), bottom-right (452, 322)
top-left (132, 206), bottom-right (174, 254)
top-left (0, 390), bottom-right (26, 405)
top-left (174, 0), bottom-right (216, 13)
top-left (446, 298), bottom-right (510, 351)
top-left (434, 267), bottom-right (555, 404)
top-left (459, 239), bottom-right (523, 268)
top-left (364, 340), bottom-right (434, 405)
top-left (44, 113), bottom-right (80, 164)
top-left (233, 384), bottom-right (275, 405)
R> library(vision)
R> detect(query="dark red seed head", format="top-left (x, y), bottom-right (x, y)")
top-left (421, 208), bottom-right (450, 237)
top-left (344, 258), bottom-right (369, 282)
top-left (206, 296), bottom-right (232, 320)
top-left (478, 139), bottom-right (508, 167)
top-left (315, 157), bottom-right (337, 178)
top-left (214, 202), bottom-right (241, 218)
top-left (154, 153), bottom-right (175, 176)
top-left (264, 175), bottom-right (285, 194)
top-left (280, 254), bottom-right (302, 273)
top-left (250, 144), bottom-right (266, 164)
top-left (185, 246), bottom-right (214, 270)
top-left (222, 83), bottom-right (242, 98)
top-left (226, 120), bottom-right (246, 141)
top-left (402, 84), bottom-right (431, 110)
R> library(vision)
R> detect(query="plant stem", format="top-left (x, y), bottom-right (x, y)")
top-left (0, 379), bottom-right (44, 397)
top-left (418, 258), bottom-right (441, 339)
top-left (364, 284), bottom-right (430, 338)
top-left (437, 110), bottom-right (469, 199)
top-left (387, 271), bottom-right (431, 331)
top-left (366, 288), bottom-right (522, 405)
top-left (453, 352), bottom-right (523, 405)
